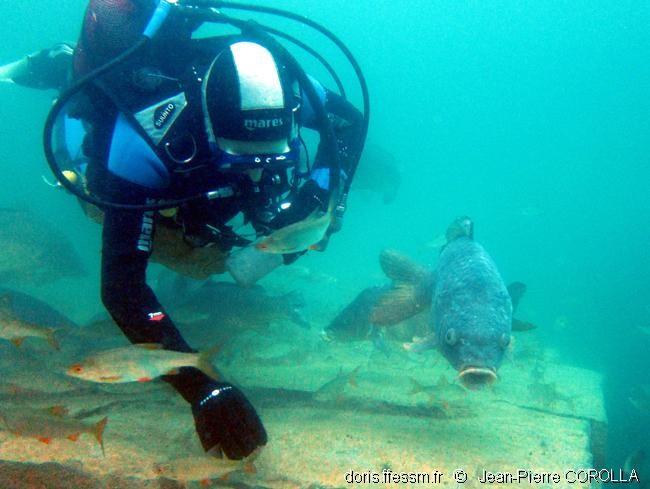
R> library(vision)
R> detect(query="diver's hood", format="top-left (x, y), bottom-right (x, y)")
top-left (203, 42), bottom-right (298, 148)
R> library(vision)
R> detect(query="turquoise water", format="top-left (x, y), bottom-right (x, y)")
top-left (0, 0), bottom-right (648, 484)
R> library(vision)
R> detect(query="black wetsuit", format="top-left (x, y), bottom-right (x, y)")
top-left (94, 46), bottom-right (363, 455)
top-left (26, 0), bottom-right (364, 458)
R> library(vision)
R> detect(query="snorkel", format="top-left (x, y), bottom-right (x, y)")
top-left (143, 0), bottom-right (177, 39)
top-left (43, 0), bottom-right (370, 215)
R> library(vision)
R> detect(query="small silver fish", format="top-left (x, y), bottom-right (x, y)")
top-left (314, 366), bottom-right (361, 402)
top-left (66, 344), bottom-right (217, 383)
top-left (0, 406), bottom-right (107, 454)
top-left (153, 449), bottom-right (259, 484)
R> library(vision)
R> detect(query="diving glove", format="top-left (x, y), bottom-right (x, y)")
top-left (192, 381), bottom-right (267, 460)
top-left (271, 179), bottom-right (329, 230)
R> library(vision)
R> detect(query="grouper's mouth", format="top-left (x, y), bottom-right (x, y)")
top-left (458, 366), bottom-right (498, 389)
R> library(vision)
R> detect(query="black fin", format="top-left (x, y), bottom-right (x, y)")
top-left (512, 318), bottom-right (537, 331)
top-left (507, 282), bottom-right (527, 312)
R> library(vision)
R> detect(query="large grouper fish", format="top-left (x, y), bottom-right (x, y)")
top-left (372, 217), bottom-right (513, 389)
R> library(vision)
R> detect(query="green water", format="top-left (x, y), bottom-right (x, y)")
top-left (0, 0), bottom-right (648, 482)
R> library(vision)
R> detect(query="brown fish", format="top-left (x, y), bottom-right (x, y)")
top-left (369, 250), bottom-right (534, 332)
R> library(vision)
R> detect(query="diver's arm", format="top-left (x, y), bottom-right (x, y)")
top-left (100, 208), bottom-right (192, 351)
top-left (275, 80), bottom-right (363, 228)
top-left (268, 82), bottom-right (363, 258)
top-left (301, 80), bottom-right (365, 192)
top-left (100, 204), bottom-right (266, 459)
top-left (0, 43), bottom-right (74, 90)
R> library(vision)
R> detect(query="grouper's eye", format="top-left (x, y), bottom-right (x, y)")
top-left (445, 328), bottom-right (458, 346)
top-left (500, 333), bottom-right (511, 348)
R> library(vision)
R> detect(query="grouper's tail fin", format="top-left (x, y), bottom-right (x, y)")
top-left (370, 250), bottom-right (433, 326)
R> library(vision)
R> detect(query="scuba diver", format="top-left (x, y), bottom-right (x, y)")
top-left (2, 0), bottom-right (368, 460)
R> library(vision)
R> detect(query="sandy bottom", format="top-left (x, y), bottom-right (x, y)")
top-left (0, 311), bottom-right (605, 488)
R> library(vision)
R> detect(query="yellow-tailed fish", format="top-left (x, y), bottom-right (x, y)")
top-left (0, 294), bottom-right (59, 349)
top-left (0, 406), bottom-right (107, 454)
top-left (66, 344), bottom-right (218, 383)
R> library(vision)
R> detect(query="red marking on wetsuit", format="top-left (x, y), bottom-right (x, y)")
top-left (148, 312), bottom-right (166, 322)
